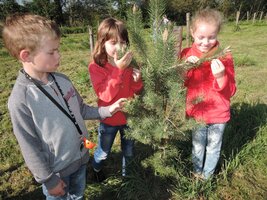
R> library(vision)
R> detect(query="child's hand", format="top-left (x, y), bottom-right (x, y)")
top-left (211, 59), bottom-right (225, 79)
top-left (48, 179), bottom-right (66, 197)
top-left (132, 68), bottom-right (141, 82)
top-left (109, 98), bottom-right (127, 115)
top-left (186, 56), bottom-right (199, 64)
top-left (114, 51), bottom-right (133, 70)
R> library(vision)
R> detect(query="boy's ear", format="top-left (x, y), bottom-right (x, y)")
top-left (19, 49), bottom-right (31, 62)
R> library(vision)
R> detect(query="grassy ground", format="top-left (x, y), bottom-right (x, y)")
top-left (0, 21), bottom-right (266, 199)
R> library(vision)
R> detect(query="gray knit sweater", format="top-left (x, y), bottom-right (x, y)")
top-left (8, 70), bottom-right (111, 190)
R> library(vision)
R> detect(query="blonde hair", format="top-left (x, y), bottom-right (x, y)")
top-left (2, 13), bottom-right (61, 59)
top-left (191, 8), bottom-right (224, 33)
top-left (92, 17), bottom-right (129, 67)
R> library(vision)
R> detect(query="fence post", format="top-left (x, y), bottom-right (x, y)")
top-left (253, 12), bottom-right (257, 24)
top-left (259, 11), bottom-right (264, 22)
top-left (247, 11), bottom-right (250, 21)
top-left (88, 26), bottom-right (94, 55)
top-left (173, 26), bottom-right (183, 56)
top-left (186, 12), bottom-right (190, 47)
top-left (236, 11), bottom-right (240, 26)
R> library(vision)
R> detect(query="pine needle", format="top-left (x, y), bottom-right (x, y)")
top-left (169, 46), bottom-right (231, 71)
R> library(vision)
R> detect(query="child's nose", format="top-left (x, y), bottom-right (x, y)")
top-left (203, 38), bottom-right (209, 44)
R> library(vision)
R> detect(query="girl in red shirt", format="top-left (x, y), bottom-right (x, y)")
top-left (180, 9), bottom-right (236, 180)
top-left (88, 18), bottom-right (143, 181)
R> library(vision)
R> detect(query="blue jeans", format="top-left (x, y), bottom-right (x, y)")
top-left (42, 164), bottom-right (86, 200)
top-left (92, 123), bottom-right (134, 176)
top-left (192, 123), bottom-right (226, 179)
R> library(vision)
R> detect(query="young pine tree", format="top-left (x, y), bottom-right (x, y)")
top-left (125, 0), bottom-right (189, 152)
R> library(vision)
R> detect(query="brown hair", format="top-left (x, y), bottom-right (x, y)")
top-left (2, 13), bottom-right (61, 59)
top-left (191, 8), bottom-right (224, 33)
top-left (92, 17), bottom-right (129, 67)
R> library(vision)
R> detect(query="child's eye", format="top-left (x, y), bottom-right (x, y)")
top-left (109, 40), bottom-right (117, 45)
top-left (48, 49), bottom-right (59, 55)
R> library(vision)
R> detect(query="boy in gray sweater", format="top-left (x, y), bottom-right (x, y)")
top-left (2, 14), bottom-right (126, 199)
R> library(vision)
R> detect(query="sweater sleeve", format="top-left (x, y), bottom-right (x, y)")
top-left (74, 87), bottom-right (112, 120)
top-left (212, 53), bottom-right (236, 98)
top-left (179, 48), bottom-right (190, 59)
top-left (8, 96), bottom-right (60, 190)
top-left (89, 62), bottom-right (124, 103)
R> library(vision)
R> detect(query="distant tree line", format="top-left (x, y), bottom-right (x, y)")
top-left (0, 0), bottom-right (266, 26)
top-left (166, 0), bottom-right (267, 24)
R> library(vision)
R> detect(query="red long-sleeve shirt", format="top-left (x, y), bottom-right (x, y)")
top-left (180, 43), bottom-right (236, 124)
top-left (89, 62), bottom-right (143, 126)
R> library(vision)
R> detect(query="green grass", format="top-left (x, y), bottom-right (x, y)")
top-left (0, 22), bottom-right (267, 199)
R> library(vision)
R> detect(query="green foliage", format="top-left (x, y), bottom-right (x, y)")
top-left (75, 68), bottom-right (90, 85)
top-left (233, 24), bottom-right (241, 31)
top-left (148, 0), bottom-right (166, 29)
top-left (24, 0), bottom-right (56, 19)
top-left (1, 0), bottom-right (267, 27)
top-left (60, 26), bottom-right (88, 34)
top-left (0, 0), bottom-right (26, 21)
top-left (215, 103), bottom-right (267, 199)
top-left (118, 172), bottom-right (159, 200)
top-left (60, 33), bottom-right (90, 51)
top-left (126, 5), bottom-right (148, 63)
top-left (234, 54), bottom-right (256, 67)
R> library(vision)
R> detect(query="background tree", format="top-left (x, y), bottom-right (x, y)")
top-left (217, 0), bottom-right (234, 19)
top-left (0, 0), bottom-right (25, 21)
top-left (165, 0), bottom-right (196, 25)
top-left (66, 0), bottom-right (111, 26)
top-left (217, 0), bottom-right (267, 20)
top-left (24, 0), bottom-right (55, 19)
top-left (1, 0), bottom-right (266, 28)
top-left (197, 0), bottom-right (218, 9)
top-left (53, 0), bottom-right (64, 25)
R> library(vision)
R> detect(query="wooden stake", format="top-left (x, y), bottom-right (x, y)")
top-left (236, 11), bottom-right (240, 26)
top-left (88, 26), bottom-right (94, 55)
top-left (173, 26), bottom-right (183, 56)
top-left (253, 12), bottom-right (257, 24)
top-left (186, 13), bottom-right (190, 47)
top-left (259, 11), bottom-right (264, 22)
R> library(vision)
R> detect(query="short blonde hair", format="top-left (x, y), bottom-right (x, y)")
top-left (191, 8), bottom-right (224, 33)
top-left (2, 13), bottom-right (61, 59)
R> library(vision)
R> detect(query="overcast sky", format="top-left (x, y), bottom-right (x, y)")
top-left (16, 0), bottom-right (32, 5)
top-left (16, 0), bottom-right (23, 5)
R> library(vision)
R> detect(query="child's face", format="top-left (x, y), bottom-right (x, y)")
top-left (191, 21), bottom-right (218, 53)
top-left (104, 38), bottom-right (126, 59)
top-left (30, 37), bottom-right (61, 73)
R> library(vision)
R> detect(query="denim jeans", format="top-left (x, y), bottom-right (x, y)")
top-left (42, 164), bottom-right (86, 200)
top-left (92, 123), bottom-right (134, 176)
top-left (192, 123), bottom-right (226, 179)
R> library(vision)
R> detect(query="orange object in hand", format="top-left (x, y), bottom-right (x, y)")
top-left (83, 138), bottom-right (96, 149)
